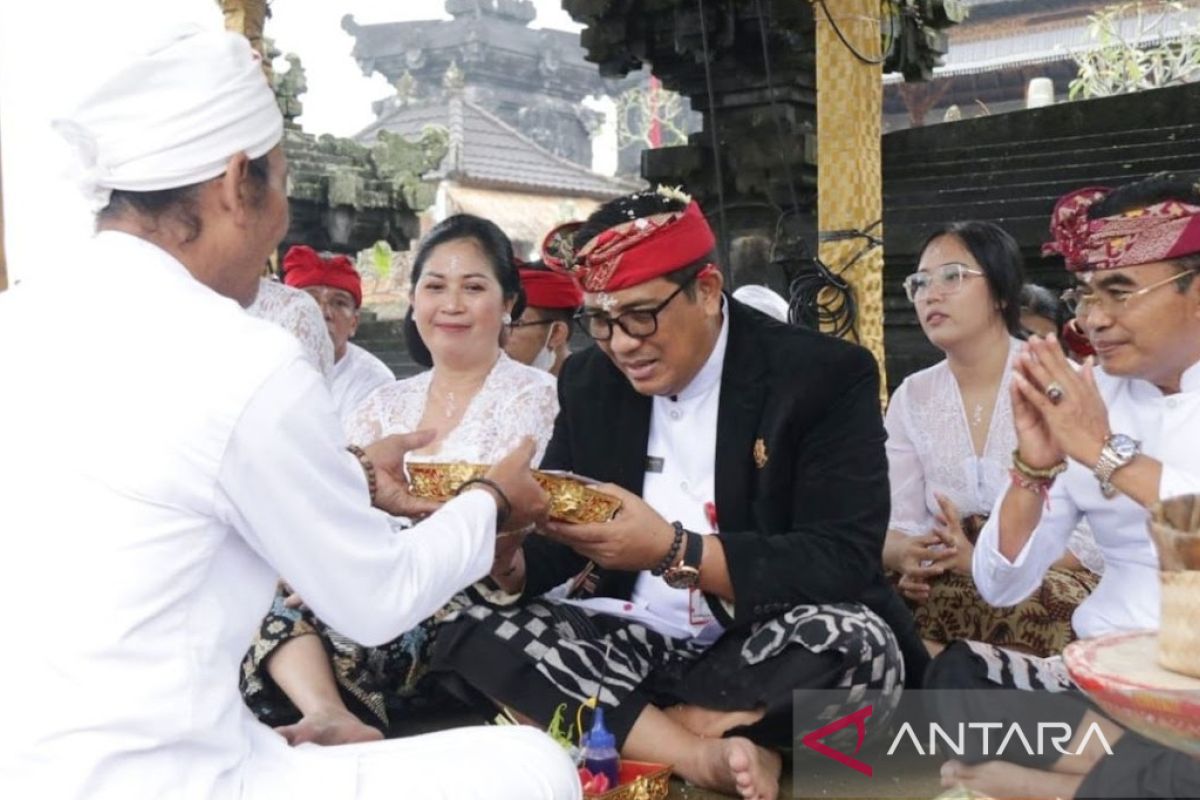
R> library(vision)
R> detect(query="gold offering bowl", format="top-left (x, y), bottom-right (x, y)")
top-left (407, 462), bottom-right (621, 524)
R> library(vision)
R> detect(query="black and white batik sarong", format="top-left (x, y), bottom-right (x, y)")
top-left (429, 598), bottom-right (904, 749)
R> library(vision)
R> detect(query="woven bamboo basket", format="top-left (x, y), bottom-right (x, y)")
top-left (1148, 494), bottom-right (1200, 678)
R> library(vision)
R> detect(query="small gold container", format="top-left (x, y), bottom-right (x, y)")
top-left (583, 762), bottom-right (671, 800)
top-left (407, 462), bottom-right (621, 524)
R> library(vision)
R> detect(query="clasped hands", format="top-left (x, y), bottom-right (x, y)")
top-left (889, 493), bottom-right (972, 603)
top-left (1009, 334), bottom-right (1112, 472)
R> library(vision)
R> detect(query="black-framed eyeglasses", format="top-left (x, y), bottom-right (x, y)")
top-left (575, 274), bottom-right (697, 341)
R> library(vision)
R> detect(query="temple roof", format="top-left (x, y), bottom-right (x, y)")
top-left (885, 0), bottom-right (1200, 82)
top-left (355, 93), bottom-right (636, 200)
top-left (341, 10), bottom-right (620, 102)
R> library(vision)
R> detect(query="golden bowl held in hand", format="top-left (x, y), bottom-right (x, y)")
top-left (406, 462), bottom-right (621, 524)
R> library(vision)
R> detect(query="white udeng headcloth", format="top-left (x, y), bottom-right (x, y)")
top-left (53, 26), bottom-right (283, 212)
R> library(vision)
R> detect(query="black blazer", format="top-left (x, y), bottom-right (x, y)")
top-left (525, 298), bottom-right (927, 684)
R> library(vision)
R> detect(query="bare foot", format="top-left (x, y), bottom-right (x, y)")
top-left (274, 707), bottom-right (384, 747)
top-left (662, 704), bottom-right (766, 739)
top-left (679, 736), bottom-right (781, 800)
top-left (940, 759), bottom-right (1083, 799)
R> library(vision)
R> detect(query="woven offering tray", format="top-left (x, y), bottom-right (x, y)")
top-left (580, 761), bottom-right (671, 800)
top-left (1064, 630), bottom-right (1200, 757)
top-left (407, 462), bottom-right (621, 524)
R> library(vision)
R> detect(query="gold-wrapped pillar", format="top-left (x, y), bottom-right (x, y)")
top-left (219, 0), bottom-right (269, 65)
top-left (814, 0), bottom-right (886, 405)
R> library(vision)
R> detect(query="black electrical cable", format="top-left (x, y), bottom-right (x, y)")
top-left (696, 0), bottom-right (732, 276)
top-left (815, 0), bottom-right (887, 65)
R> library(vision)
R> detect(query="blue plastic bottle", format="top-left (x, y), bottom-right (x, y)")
top-left (582, 707), bottom-right (620, 789)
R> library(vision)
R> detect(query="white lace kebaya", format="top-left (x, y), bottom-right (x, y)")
top-left (345, 352), bottom-right (559, 464)
top-left (247, 278), bottom-right (334, 384)
top-left (885, 338), bottom-right (1103, 572)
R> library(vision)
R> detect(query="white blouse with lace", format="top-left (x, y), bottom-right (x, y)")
top-left (345, 352), bottom-right (559, 465)
top-left (247, 279), bottom-right (334, 384)
top-left (885, 339), bottom-right (1103, 573)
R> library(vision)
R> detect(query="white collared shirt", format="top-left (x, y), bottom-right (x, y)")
top-left (331, 342), bottom-right (394, 425)
top-left (561, 302), bottom-right (729, 645)
top-left (974, 359), bottom-right (1200, 639)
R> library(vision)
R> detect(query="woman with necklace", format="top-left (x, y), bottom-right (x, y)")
top-left (883, 221), bottom-right (1100, 658)
top-left (241, 215), bottom-right (559, 745)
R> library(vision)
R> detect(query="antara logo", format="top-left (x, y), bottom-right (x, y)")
top-left (800, 707), bottom-right (1115, 777)
top-left (886, 720), bottom-right (1115, 758)
top-left (800, 705), bottom-right (874, 777)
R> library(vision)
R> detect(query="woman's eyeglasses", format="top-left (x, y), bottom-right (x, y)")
top-left (903, 263), bottom-right (984, 303)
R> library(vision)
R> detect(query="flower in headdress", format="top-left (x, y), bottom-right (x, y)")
top-left (655, 184), bottom-right (693, 205)
top-left (1042, 187), bottom-right (1110, 271)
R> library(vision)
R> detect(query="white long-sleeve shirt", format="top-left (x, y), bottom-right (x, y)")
top-left (0, 232), bottom-right (576, 800)
top-left (331, 342), bottom-right (394, 424)
top-left (973, 360), bottom-right (1200, 639)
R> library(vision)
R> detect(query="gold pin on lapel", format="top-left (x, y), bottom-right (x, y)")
top-left (753, 438), bottom-right (768, 469)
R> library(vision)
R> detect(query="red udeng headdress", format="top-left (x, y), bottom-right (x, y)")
top-left (282, 245), bottom-right (363, 307)
top-left (547, 187), bottom-right (717, 292)
top-left (518, 266), bottom-right (583, 310)
top-left (1043, 186), bottom-right (1200, 272)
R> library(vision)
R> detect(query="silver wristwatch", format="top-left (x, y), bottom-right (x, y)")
top-left (1093, 433), bottom-right (1141, 499)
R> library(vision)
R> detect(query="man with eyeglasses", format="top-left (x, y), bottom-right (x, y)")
top-left (430, 187), bottom-right (921, 800)
top-left (504, 258), bottom-right (582, 375)
top-left (925, 175), bottom-right (1200, 799)
top-left (282, 244), bottom-right (394, 423)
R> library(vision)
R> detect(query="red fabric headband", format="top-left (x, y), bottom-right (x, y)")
top-left (568, 200), bottom-right (717, 292)
top-left (519, 267), bottom-right (583, 310)
top-left (1043, 186), bottom-right (1200, 272)
top-left (282, 245), bottom-right (362, 307)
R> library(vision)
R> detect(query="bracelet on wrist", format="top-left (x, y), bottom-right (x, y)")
top-left (346, 445), bottom-right (378, 505)
top-left (1009, 468), bottom-right (1055, 509)
top-left (456, 477), bottom-right (512, 530)
top-left (651, 522), bottom-right (685, 576)
top-left (1011, 448), bottom-right (1068, 482)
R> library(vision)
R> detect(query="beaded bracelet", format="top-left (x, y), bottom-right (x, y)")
top-left (345, 445), bottom-right (377, 505)
top-left (1011, 448), bottom-right (1068, 482)
top-left (651, 522), bottom-right (685, 577)
top-left (456, 477), bottom-right (513, 530)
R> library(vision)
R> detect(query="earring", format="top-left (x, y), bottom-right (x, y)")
top-left (502, 312), bottom-right (512, 325)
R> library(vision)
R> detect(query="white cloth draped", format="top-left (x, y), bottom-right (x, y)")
top-left (0, 231), bottom-right (578, 800)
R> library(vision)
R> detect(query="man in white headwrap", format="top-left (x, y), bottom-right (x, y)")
top-left (0, 27), bottom-right (579, 800)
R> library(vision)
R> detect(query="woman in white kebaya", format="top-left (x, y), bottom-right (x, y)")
top-left (883, 221), bottom-right (1100, 657)
top-left (242, 214), bottom-right (559, 744)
